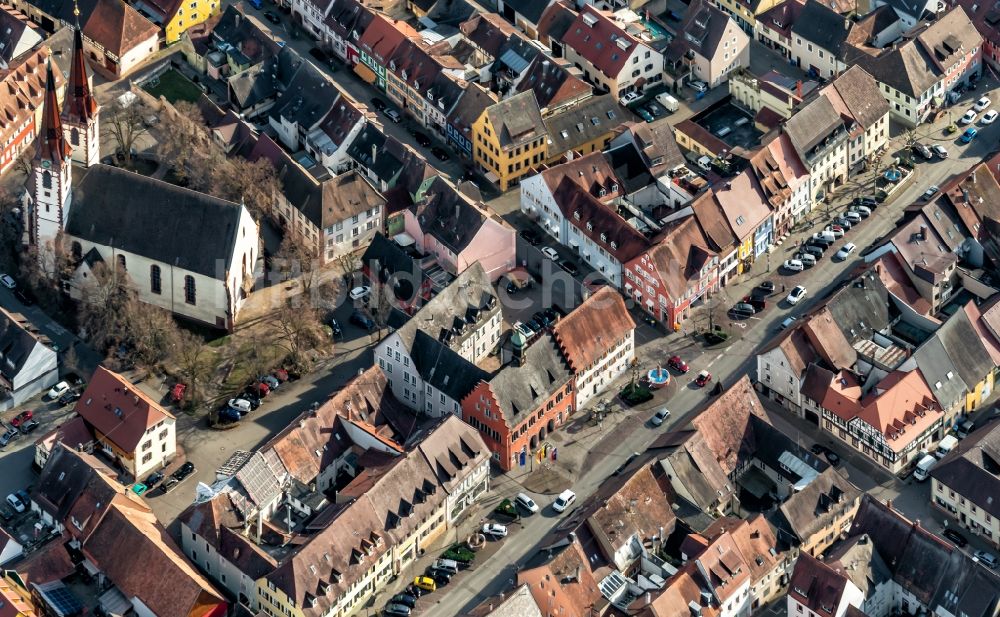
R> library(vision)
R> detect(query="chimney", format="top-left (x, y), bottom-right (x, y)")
top-left (845, 17), bottom-right (851, 30)
top-left (919, 225), bottom-right (927, 240)
top-left (796, 80), bottom-right (803, 99)
top-left (886, 499), bottom-right (893, 511)
top-left (371, 144), bottom-right (377, 164)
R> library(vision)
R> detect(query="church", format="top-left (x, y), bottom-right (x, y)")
top-left (25, 15), bottom-right (260, 331)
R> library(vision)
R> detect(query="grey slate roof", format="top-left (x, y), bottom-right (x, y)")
top-left (543, 94), bottom-right (623, 155)
top-left (912, 336), bottom-right (965, 411)
top-left (930, 421), bottom-right (1000, 520)
top-left (485, 333), bottom-right (571, 423)
top-left (670, 0), bottom-right (732, 62)
top-left (841, 41), bottom-right (938, 98)
top-left (485, 90), bottom-right (545, 151)
top-left (66, 165), bottom-right (245, 280)
top-left (501, 0), bottom-right (551, 24)
top-left (772, 467), bottom-right (862, 547)
top-left (411, 177), bottom-right (487, 255)
top-left (827, 65), bottom-right (890, 129)
top-left (269, 58), bottom-right (337, 131)
top-left (393, 262), bottom-right (499, 352)
top-left (824, 270), bottom-right (891, 342)
top-left (0, 307), bottom-right (49, 386)
top-left (791, 0), bottom-right (851, 54)
top-left (410, 330), bottom-right (488, 403)
top-left (913, 309), bottom-right (992, 411)
top-left (784, 95), bottom-right (845, 161)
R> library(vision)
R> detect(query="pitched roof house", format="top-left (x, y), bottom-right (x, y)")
top-left (668, 0), bottom-right (750, 88)
top-left (0, 306), bottom-right (58, 411)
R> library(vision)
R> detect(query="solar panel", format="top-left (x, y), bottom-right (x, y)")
top-left (36, 583), bottom-right (84, 617)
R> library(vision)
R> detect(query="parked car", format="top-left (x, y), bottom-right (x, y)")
top-left (650, 407), bottom-right (671, 426)
top-left (329, 318), bottom-right (342, 337)
top-left (249, 381), bottom-right (270, 397)
top-left (370, 97), bottom-right (387, 112)
top-left (349, 285), bottom-right (371, 301)
top-left (778, 316), bottom-right (797, 330)
top-left (541, 247), bottom-right (560, 261)
top-left (729, 303), bottom-right (755, 319)
top-left (514, 492), bottom-right (539, 514)
top-left (961, 109), bottom-right (978, 124)
top-left (835, 243), bottom-right (857, 260)
top-left (667, 355), bottom-right (689, 373)
top-left (834, 216), bottom-right (853, 229)
top-left (974, 96), bottom-right (991, 111)
top-left (759, 280), bottom-right (775, 293)
top-left (786, 285), bottom-right (807, 305)
top-left (825, 225), bottom-right (844, 239)
top-left (263, 10), bottom-right (280, 23)
top-left (58, 390), bottom-right (82, 406)
top-left (619, 91), bottom-right (640, 106)
top-left (412, 131), bottom-right (432, 147)
top-left (943, 528), bottom-right (967, 547)
top-left (982, 109), bottom-right (999, 125)
top-left (173, 461), bottom-right (195, 481)
top-left (389, 594), bottom-right (418, 609)
top-left (912, 143), bottom-right (933, 159)
top-left (383, 603), bottom-right (411, 617)
top-left (412, 576), bottom-right (436, 592)
top-left (427, 570), bottom-right (451, 587)
top-left (519, 229), bottom-right (541, 245)
top-left (228, 398), bottom-right (252, 415)
top-left (933, 144), bottom-right (949, 158)
top-left (383, 108), bottom-right (402, 123)
top-left (218, 407), bottom-right (241, 423)
top-left (850, 205), bottom-right (871, 218)
top-left (802, 245), bottom-right (825, 258)
top-left (47, 381), bottom-right (70, 400)
top-left (19, 419), bottom-right (39, 434)
top-left (430, 146), bottom-right (450, 161)
top-left (961, 127), bottom-right (978, 143)
top-left (158, 477), bottom-right (180, 494)
top-left (5, 492), bottom-right (26, 513)
top-left (241, 391), bottom-right (262, 410)
top-left (783, 259), bottom-right (804, 272)
top-left (482, 523), bottom-right (508, 538)
top-left (552, 489), bottom-right (576, 513)
top-left (10, 410), bottom-right (32, 427)
top-left (144, 471), bottom-right (164, 488)
top-left (843, 211), bottom-right (862, 224)
top-left (694, 370), bottom-right (712, 387)
top-left (260, 375), bottom-right (280, 389)
top-left (635, 107), bottom-right (654, 122)
top-left (690, 80), bottom-right (708, 93)
top-left (797, 252), bottom-right (817, 267)
top-left (922, 185), bottom-right (940, 201)
top-left (14, 289), bottom-right (34, 305)
top-left (974, 550), bottom-right (999, 569)
top-left (350, 310), bottom-right (376, 330)
top-left (0, 427), bottom-right (18, 447)
top-left (558, 260), bottom-right (579, 276)
top-left (0, 274), bottom-right (14, 289)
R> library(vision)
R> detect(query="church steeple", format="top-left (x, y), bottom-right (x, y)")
top-left (62, 0), bottom-right (100, 167)
top-left (35, 58), bottom-right (71, 166)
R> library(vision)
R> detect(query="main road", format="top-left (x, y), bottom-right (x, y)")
top-left (431, 99), bottom-right (1000, 615)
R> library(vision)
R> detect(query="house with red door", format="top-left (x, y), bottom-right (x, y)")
top-left (461, 333), bottom-right (574, 470)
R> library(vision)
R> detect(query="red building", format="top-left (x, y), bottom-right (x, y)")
top-left (623, 216), bottom-right (718, 329)
top-left (461, 333), bottom-right (574, 470)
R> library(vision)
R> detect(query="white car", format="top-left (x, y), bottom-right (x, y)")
top-left (932, 144), bottom-right (949, 158)
top-left (961, 109), bottom-right (978, 125)
top-left (5, 493), bottom-right (26, 513)
top-left (482, 523), bottom-right (508, 538)
top-left (983, 110), bottom-right (999, 125)
top-left (553, 489), bottom-right (576, 513)
top-left (783, 259), bottom-right (804, 272)
top-left (349, 285), bottom-right (370, 301)
top-left (974, 96), bottom-right (991, 112)
top-left (835, 243), bottom-right (857, 260)
top-left (541, 247), bottom-right (560, 261)
top-left (786, 285), bottom-right (807, 305)
top-left (228, 398), bottom-right (252, 414)
top-left (47, 381), bottom-right (70, 400)
top-left (619, 91), bottom-right (640, 106)
top-left (0, 274), bottom-right (14, 289)
top-left (515, 492), bottom-right (539, 513)
top-left (650, 407), bottom-right (670, 426)
top-left (690, 80), bottom-right (708, 93)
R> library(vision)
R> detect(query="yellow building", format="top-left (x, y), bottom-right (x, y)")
top-left (0, 572), bottom-right (37, 617)
top-left (140, 0), bottom-right (221, 44)
top-left (473, 90), bottom-right (547, 192)
top-left (713, 0), bottom-right (784, 34)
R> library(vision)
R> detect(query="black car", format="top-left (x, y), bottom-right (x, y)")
top-left (390, 594), bottom-right (417, 609)
top-left (810, 444), bottom-right (829, 456)
top-left (58, 390), bottom-right (82, 406)
top-left (526, 318), bottom-right (543, 333)
top-left (533, 311), bottom-right (551, 328)
top-left (518, 229), bottom-right (541, 245)
top-left (542, 308), bottom-right (558, 323)
top-left (174, 462), bottom-right (195, 481)
top-left (371, 97), bottom-right (387, 112)
top-left (825, 451), bottom-right (840, 466)
top-left (428, 570), bottom-right (451, 586)
top-left (728, 304), bottom-right (755, 319)
top-left (242, 393), bottom-right (262, 410)
top-left (412, 131), bottom-right (432, 147)
top-left (559, 261), bottom-right (579, 276)
top-left (14, 289), bottom-right (34, 306)
top-left (430, 146), bottom-right (450, 161)
top-left (19, 419), bottom-right (39, 434)
top-left (263, 10), bottom-right (280, 23)
top-left (802, 245), bottom-right (825, 258)
top-left (144, 471), bottom-right (164, 488)
top-left (943, 528), bottom-right (968, 547)
top-left (405, 585), bottom-right (424, 599)
top-left (853, 196), bottom-right (878, 208)
top-left (308, 47), bottom-right (332, 63)
top-left (350, 310), bottom-right (376, 331)
top-left (159, 477), bottom-right (179, 494)
top-left (759, 281), bottom-right (775, 294)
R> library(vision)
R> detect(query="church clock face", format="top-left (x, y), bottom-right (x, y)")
top-left (41, 160), bottom-right (51, 169)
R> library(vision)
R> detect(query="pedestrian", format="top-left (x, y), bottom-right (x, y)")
top-left (782, 283), bottom-right (786, 292)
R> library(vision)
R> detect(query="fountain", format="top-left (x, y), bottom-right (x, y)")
top-left (884, 168), bottom-right (901, 182)
top-left (647, 366), bottom-right (671, 389)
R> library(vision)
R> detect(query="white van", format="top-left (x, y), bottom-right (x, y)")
top-left (936, 435), bottom-right (959, 459)
top-left (914, 454), bottom-right (936, 481)
top-left (655, 93), bottom-right (679, 112)
top-left (696, 155), bottom-right (713, 171)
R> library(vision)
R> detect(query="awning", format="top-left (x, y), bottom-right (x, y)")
top-left (354, 62), bottom-right (377, 84)
top-left (484, 171), bottom-right (500, 183)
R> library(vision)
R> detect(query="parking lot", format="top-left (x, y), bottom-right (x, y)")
top-left (693, 101), bottom-right (761, 150)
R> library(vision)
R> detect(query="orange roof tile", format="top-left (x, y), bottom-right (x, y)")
top-left (74, 366), bottom-right (173, 452)
top-left (552, 286), bottom-right (635, 371)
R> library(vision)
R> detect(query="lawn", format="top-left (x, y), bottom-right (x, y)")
top-left (143, 69), bottom-right (203, 104)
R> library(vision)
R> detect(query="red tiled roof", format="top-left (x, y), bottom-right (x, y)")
top-left (553, 286), bottom-right (635, 372)
top-left (551, 176), bottom-right (650, 264)
top-left (561, 5), bottom-right (642, 78)
top-left (638, 216), bottom-right (715, 301)
top-left (74, 366), bottom-right (174, 452)
top-left (83, 0), bottom-right (159, 58)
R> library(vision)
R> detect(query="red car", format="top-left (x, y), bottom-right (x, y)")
top-left (695, 371), bottom-right (712, 387)
top-left (667, 355), bottom-right (690, 373)
top-left (10, 410), bottom-right (33, 427)
top-left (273, 369), bottom-right (289, 382)
top-left (250, 382), bottom-right (270, 397)
top-left (170, 383), bottom-right (187, 403)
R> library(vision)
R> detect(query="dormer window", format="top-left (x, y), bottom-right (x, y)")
top-left (389, 61), bottom-right (396, 71)
top-left (574, 211), bottom-right (581, 220)
top-left (586, 221), bottom-right (593, 231)
top-left (611, 183), bottom-right (619, 192)
top-left (601, 233), bottom-right (607, 242)
top-left (610, 241), bottom-right (618, 249)
top-left (598, 188), bottom-right (606, 196)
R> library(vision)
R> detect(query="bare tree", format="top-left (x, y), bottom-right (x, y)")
top-left (369, 281), bottom-right (394, 340)
top-left (172, 329), bottom-right (210, 410)
top-left (273, 301), bottom-right (324, 369)
top-left (227, 158), bottom-right (280, 221)
top-left (156, 100), bottom-right (207, 183)
top-left (77, 261), bottom-right (132, 354)
top-left (123, 302), bottom-right (180, 369)
top-left (276, 232), bottom-right (320, 295)
top-left (104, 99), bottom-right (148, 166)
